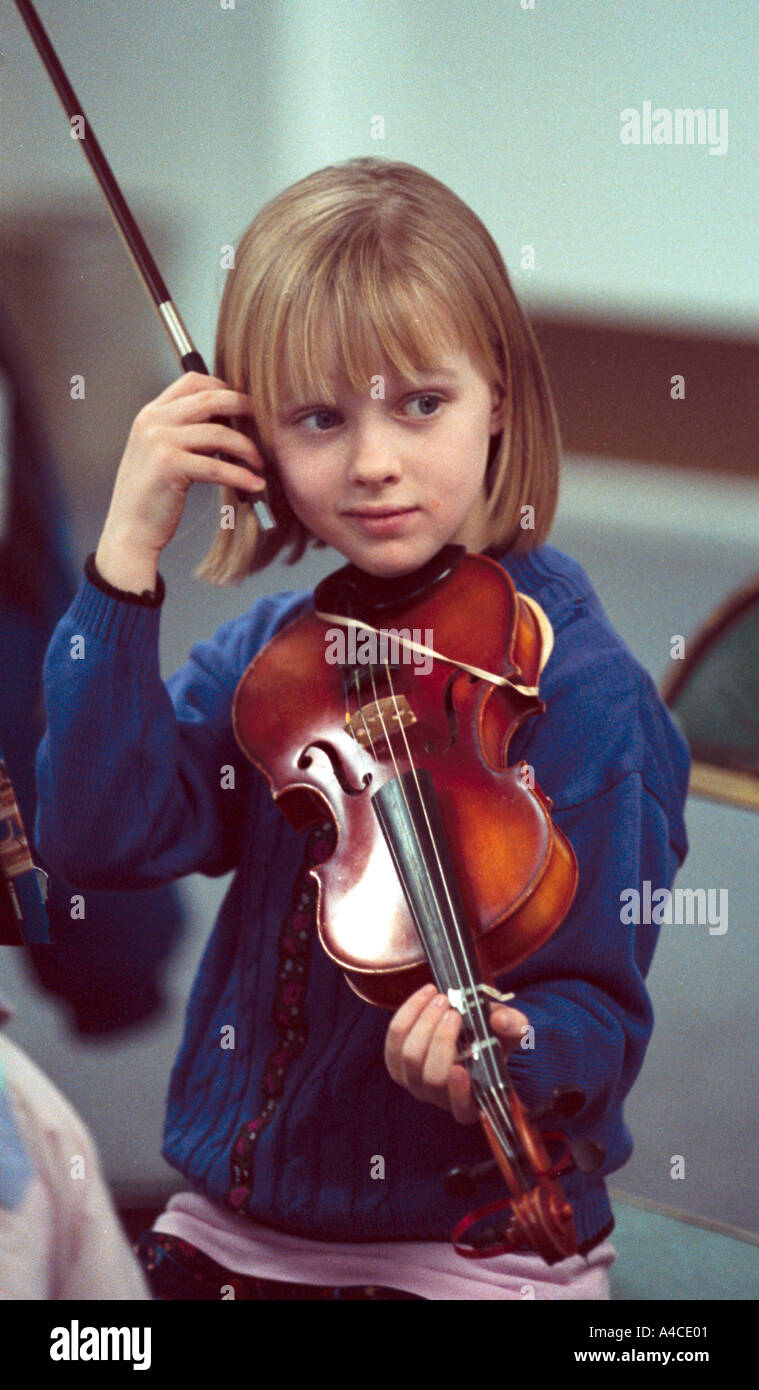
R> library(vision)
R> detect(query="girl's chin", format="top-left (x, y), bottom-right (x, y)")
top-left (336, 536), bottom-right (446, 578)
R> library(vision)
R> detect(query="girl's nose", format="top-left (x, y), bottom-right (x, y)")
top-left (345, 422), bottom-right (403, 486)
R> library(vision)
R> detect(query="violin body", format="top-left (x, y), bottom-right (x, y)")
top-left (233, 548), bottom-right (577, 1008)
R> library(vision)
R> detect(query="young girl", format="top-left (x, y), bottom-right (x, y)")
top-left (34, 156), bottom-right (690, 1300)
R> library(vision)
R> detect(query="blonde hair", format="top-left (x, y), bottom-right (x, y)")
top-left (196, 157), bottom-right (561, 584)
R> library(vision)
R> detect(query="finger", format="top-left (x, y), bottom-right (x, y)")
top-left (155, 371), bottom-right (231, 403)
top-left (165, 387), bottom-right (261, 423)
top-left (419, 1005), bottom-right (463, 1092)
top-left (384, 984), bottom-right (437, 1078)
top-left (154, 376), bottom-right (263, 438)
top-left (448, 1063), bottom-right (480, 1125)
top-left (490, 1005), bottom-right (529, 1054)
top-left (173, 451), bottom-right (267, 496)
top-left (172, 423), bottom-right (265, 472)
top-left (425, 1012), bottom-right (480, 1123)
top-left (396, 992), bottom-right (453, 1094)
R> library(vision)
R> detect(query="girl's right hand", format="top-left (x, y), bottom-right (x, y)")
top-left (384, 982), bottom-right (529, 1124)
top-left (95, 372), bottom-right (267, 590)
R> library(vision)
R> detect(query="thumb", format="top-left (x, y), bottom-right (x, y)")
top-left (490, 1005), bottom-right (529, 1049)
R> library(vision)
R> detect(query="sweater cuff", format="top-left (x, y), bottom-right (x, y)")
top-left (62, 556), bottom-right (164, 649)
top-left (84, 552), bottom-right (165, 607)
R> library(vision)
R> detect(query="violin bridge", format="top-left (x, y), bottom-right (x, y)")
top-left (348, 695), bottom-right (416, 749)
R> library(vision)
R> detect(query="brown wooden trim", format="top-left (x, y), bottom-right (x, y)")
top-left (687, 761), bottom-right (759, 812)
top-left (608, 1185), bottom-right (759, 1246)
top-left (532, 317), bottom-right (759, 479)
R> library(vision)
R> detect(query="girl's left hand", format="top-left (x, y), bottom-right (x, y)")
top-left (384, 983), bottom-right (529, 1124)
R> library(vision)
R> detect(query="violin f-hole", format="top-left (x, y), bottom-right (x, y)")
top-left (423, 671), bottom-right (473, 754)
top-left (297, 741), bottom-right (372, 797)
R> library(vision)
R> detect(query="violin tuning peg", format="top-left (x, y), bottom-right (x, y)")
top-left (551, 1086), bottom-right (587, 1119)
top-left (445, 1155), bottom-right (499, 1199)
top-left (473, 1226), bottom-right (500, 1248)
top-left (529, 1086), bottom-right (586, 1124)
top-left (568, 1139), bottom-right (605, 1174)
top-left (444, 1166), bottom-right (476, 1201)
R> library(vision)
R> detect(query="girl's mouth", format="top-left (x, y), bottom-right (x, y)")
top-left (344, 507), bottom-right (418, 535)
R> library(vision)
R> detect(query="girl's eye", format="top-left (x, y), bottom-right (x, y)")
top-left (406, 394), bottom-right (442, 418)
top-left (299, 408), bottom-right (339, 431)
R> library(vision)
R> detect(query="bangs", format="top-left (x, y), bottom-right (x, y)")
top-left (252, 240), bottom-right (489, 434)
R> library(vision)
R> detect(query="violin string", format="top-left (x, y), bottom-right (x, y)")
top-left (369, 655), bottom-right (528, 1185)
top-left (344, 665), bottom-right (379, 760)
top-left (344, 631), bottom-right (527, 1184)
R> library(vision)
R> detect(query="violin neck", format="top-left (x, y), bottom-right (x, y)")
top-left (371, 768), bottom-right (513, 1094)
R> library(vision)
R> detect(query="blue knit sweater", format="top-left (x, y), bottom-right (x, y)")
top-left (34, 544), bottom-right (690, 1254)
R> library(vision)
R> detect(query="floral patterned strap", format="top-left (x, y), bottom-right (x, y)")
top-left (225, 817), bottom-right (335, 1212)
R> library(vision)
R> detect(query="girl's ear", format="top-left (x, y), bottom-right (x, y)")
top-left (489, 382), bottom-right (509, 434)
top-left (485, 384), bottom-right (509, 495)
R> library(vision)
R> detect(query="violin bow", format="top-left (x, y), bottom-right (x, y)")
top-left (13, 0), bottom-right (274, 528)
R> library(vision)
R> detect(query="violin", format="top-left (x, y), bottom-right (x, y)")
top-left (233, 544), bottom-right (603, 1263)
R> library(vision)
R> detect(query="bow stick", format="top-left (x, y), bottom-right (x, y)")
top-left (14, 0), bottom-right (274, 527)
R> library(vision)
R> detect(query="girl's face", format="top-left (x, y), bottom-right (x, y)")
top-left (268, 335), bottom-right (508, 577)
